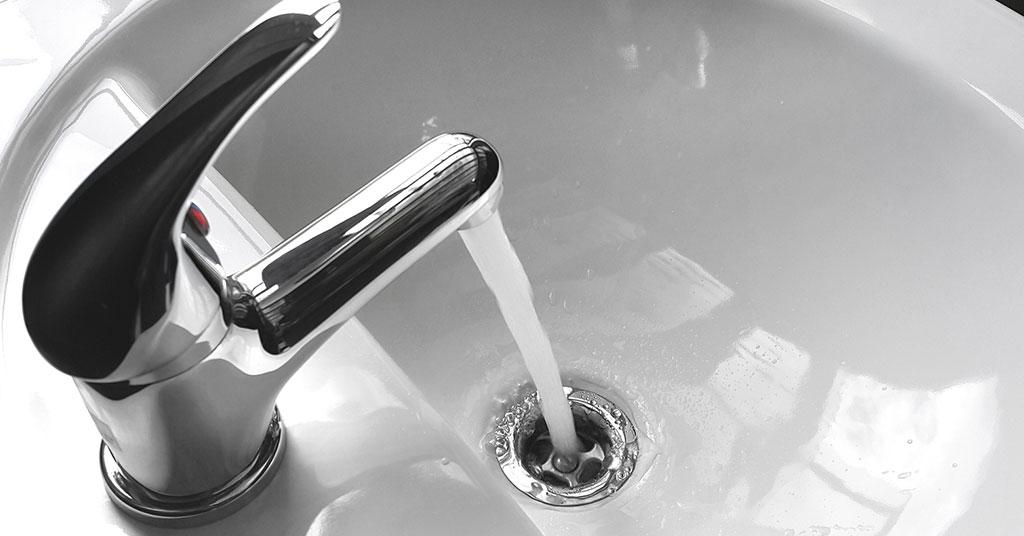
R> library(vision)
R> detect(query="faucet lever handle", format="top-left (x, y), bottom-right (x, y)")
top-left (23, 3), bottom-right (341, 382)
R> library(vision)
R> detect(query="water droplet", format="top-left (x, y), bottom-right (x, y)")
top-left (952, 462), bottom-right (959, 469)
top-left (440, 457), bottom-right (450, 465)
top-left (907, 439), bottom-right (913, 444)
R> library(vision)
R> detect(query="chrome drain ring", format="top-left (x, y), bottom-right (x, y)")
top-left (494, 387), bottom-right (639, 506)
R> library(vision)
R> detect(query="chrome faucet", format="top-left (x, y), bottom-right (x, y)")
top-left (21, 1), bottom-right (501, 526)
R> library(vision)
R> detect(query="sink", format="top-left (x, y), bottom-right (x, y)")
top-left (3, 0), bottom-right (1024, 534)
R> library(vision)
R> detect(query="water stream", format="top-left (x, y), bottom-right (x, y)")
top-left (460, 211), bottom-right (581, 460)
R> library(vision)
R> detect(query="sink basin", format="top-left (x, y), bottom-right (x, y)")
top-left (3, 0), bottom-right (1024, 534)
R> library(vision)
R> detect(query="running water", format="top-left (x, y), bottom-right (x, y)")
top-left (460, 211), bottom-right (581, 459)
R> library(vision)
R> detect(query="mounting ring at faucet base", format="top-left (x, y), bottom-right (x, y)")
top-left (100, 407), bottom-right (286, 527)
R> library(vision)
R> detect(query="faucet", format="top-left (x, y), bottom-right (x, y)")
top-left (21, 0), bottom-right (501, 526)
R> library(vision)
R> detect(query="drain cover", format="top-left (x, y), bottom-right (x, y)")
top-left (493, 387), bottom-right (639, 506)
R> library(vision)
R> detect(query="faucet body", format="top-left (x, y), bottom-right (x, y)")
top-left (21, 0), bottom-right (501, 525)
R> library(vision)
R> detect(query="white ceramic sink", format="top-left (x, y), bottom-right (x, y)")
top-left (3, 0), bottom-right (1024, 534)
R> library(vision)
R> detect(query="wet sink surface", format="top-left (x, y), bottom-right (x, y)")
top-left (214, 0), bottom-right (1024, 534)
top-left (4, 0), bottom-right (1024, 534)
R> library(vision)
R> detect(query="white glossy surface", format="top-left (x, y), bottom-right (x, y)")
top-left (3, 0), bottom-right (1024, 534)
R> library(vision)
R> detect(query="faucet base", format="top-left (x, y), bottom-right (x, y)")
top-left (100, 407), bottom-right (286, 527)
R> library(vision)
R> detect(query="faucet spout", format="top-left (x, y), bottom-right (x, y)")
top-left (229, 133), bottom-right (501, 355)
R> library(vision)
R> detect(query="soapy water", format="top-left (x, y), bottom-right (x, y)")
top-left (459, 212), bottom-right (582, 460)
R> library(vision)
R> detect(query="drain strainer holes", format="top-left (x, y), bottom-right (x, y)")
top-left (523, 408), bottom-right (607, 488)
top-left (493, 387), bottom-right (639, 507)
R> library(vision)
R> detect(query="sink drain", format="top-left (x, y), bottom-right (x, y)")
top-left (493, 387), bottom-right (639, 506)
